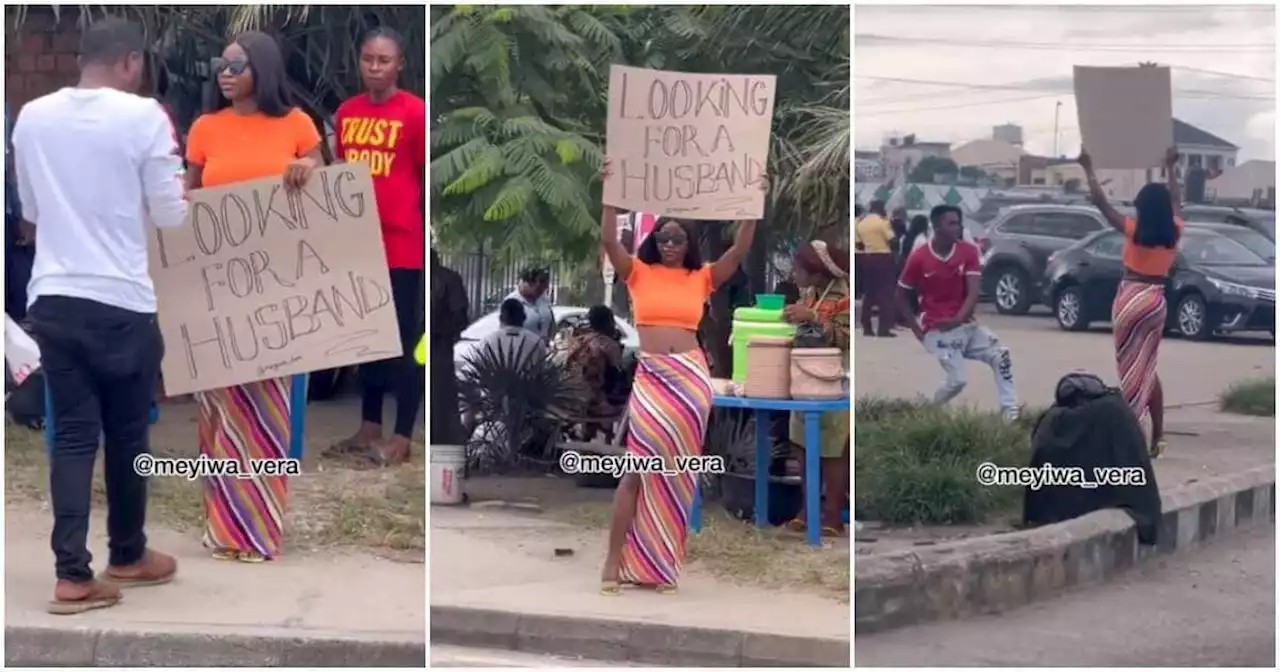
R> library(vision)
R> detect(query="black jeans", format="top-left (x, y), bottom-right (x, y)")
top-left (361, 269), bottom-right (425, 438)
top-left (28, 295), bottom-right (163, 582)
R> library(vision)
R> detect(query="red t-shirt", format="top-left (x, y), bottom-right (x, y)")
top-left (335, 90), bottom-right (426, 269)
top-left (898, 241), bottom-right (983, 332)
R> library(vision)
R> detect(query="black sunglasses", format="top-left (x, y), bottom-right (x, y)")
top-left (655, 233), bottom-right (687, 246)
top-left (210, 57), bottom-right (251, 76)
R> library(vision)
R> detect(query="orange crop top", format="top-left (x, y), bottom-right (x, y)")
top-left (1122, 216), bottom-right (1183, 277)
top-left (626, 259), bottom-right (713, 329)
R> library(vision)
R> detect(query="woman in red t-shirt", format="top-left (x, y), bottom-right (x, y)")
top-left (331, 27), bottom-right (427, 466)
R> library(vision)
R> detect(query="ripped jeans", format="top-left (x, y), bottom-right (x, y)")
top-left (922, 322), bottom-right (1018, 414)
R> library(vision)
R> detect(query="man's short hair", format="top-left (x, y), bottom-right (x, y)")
top-left (929, 205), bottom-right (964, 225)
top-left (79, 17), bottom-right (146, 65)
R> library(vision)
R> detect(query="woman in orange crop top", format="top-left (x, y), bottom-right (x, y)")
top-left (596, 158), bottom-right (765, 596)
top-left (1080, 146), bottom-right (1182, 458)
top-left (184, 32), bottom-right (325, 564)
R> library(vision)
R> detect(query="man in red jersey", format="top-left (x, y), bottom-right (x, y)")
top-left (896, 205), bottom-right (1019, 421)
top-left (332, 27), bottom-right (427, 466)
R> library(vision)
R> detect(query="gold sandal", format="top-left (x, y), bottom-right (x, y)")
top-left (1150, 439), bottom-right (1168, 459)
top-left (599, 580), bottom-right (621, 596)
top-left (211, 550), bottom-right (238, 561)
top-left (236, 551), bottom-right (267, 563)
top-left (656, 584), bottom-right (678, 595)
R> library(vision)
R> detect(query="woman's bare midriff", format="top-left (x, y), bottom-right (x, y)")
top-left (637, 325), bottom-right (700, 354)
top-left (1123, 270), bottom-right (1167, 285)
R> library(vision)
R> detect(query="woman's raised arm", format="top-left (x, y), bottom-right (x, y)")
top-left (1079, 148), bottom-right (1126, 232)
top-left (600, 159), bottom-right (633, 282)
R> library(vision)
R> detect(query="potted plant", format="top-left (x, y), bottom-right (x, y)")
top-left (457, 341), bottom-right (584, 475)
top-left (702, 408), bottom-right (802, 526)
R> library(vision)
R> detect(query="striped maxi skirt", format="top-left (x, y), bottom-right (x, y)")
top-left (618, 351), bottom-right (713, 588)
top-left (1112, 280), bottom-right (1167, 433)
top-left (197, 377), bottom-right (292, 558)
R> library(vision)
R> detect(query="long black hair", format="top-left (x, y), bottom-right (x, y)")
top-left (902, 214), bottom-right (930, 253)
top-left (212, 31), bottom-right (293, 118)
top-left (1132, 182), bottom-right (1179, 249)
top-left (636, 218), bottom-right (702, 270)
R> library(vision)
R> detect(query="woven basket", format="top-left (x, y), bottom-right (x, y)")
top-left (744, 336), bottom-right (792, 399)
top-left (790, 348), bottom-right (845, 400)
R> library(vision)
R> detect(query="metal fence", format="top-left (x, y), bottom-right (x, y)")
top-left (438, 251), bottom-right (569, 320)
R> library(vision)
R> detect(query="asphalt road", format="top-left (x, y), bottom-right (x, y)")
top-left (855, 305), bottom-right (1275, 410)
top-left (855, 524), bottom-right (1276, 666)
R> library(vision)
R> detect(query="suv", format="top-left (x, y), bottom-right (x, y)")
top-left (1180, 205), bottom-right (1275, 241)
top-left (970, 193), bottom-right (1093, 226)
top-left (981, 204), bottom-right (1109, 314)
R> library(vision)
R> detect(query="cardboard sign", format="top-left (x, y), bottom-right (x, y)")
top-left (1074, 66), bottom-right (1173, 169)
top-left (150, 164), bottom-right (403, 395)
top-left (604, 65), bottom-right (776, 220)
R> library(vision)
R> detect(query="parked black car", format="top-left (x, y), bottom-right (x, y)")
top-left (1179, 204), bottom-right (1275, 241)
top-left (980, 204), bottom-right (1111, 314)
top-left (1044, 225), bottom-right (1276, 339)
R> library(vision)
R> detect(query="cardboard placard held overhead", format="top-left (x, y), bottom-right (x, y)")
top-left (150, 164), bottom-right (403, 396)
top-left (604, 65), bottom-right (777, 220)
top-left (1073, 66), bottom-right (1173, 169)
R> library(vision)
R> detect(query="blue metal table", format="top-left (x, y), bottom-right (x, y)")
top-left (691, 394), bottom-right (849, 547)
top-left (46, 373), bottom-right (310, 461)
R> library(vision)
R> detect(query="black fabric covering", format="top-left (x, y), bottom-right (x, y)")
top-left (1023, 391), bottom-right (1162, 545)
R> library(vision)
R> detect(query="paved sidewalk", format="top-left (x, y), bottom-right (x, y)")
top-left (430, 506), bottom-right (850, 666)
top-left (856, 525), bottom-right (1275, 666)
top-left (5, 507), bottom-right (424, 666)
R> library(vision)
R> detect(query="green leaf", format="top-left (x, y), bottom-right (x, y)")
top-left (483, 177), bottom-right (537, 221)
top-left (555, 139), bottom-right (581, 164)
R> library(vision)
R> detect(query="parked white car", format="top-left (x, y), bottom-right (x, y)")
top-left (453, 306), bottom-right (640, 372)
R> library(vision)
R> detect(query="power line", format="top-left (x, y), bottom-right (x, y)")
top-left (856, 34), bottom-right (1275, 52)
top-left (858, 93), bottom-right (1066, 118)
top-left (1170, 64), bottom-right (1275, 83)
top-left (858, 66), bottom-right (1273, 106)
top-left (856, 74), bottom-right (1274, 102)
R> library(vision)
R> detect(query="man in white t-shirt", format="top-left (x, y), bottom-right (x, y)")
top-left (12, 17), bottom-right (188, 615)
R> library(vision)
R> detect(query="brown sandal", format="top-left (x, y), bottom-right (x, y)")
top-left (324, 436), bottom-right (373, 458)
top-left (48, 579), bottom-right (122, 615)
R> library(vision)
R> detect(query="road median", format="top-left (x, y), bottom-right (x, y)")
top-left (855, 464), bottom-right (1275, 634)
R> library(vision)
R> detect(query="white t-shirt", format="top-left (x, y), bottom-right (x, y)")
top-left (12, 87), bottom-right (187, 314)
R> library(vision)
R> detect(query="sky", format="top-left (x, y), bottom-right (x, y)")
top-left (855, 5), bottom-right (1276, 162)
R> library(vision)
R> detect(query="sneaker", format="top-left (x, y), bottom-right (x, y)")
top-left (1002, 405), bottom-right (1024, 423)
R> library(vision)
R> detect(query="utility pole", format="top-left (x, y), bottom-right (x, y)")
top-left (1053, 101), bottom-right (1062, 157)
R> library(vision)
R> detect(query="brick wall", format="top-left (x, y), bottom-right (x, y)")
top-left (5, 10), bottom-right (82, 112)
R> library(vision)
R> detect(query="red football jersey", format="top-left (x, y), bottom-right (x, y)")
top-left (898, 241), bottom-right (983, 332)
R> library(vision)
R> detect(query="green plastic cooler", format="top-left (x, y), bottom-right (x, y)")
top-left (730, 305), bottom-right (795, 383)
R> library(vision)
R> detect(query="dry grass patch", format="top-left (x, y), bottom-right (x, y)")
top-left (554, 499), bottom-right (849, 602)
top-left (5, 422), bottom-right (424, 559)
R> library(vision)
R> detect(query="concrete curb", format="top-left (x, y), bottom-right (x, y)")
top-left (855, 464), bottom-right (1275, 634)
top-left (4, 625), bottom-right (425, 667)
top-left (430, 605), bottom-right (850, 667)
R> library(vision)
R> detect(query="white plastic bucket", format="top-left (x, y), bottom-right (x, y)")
top-left (430, 445), bottom-right (467, 505)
